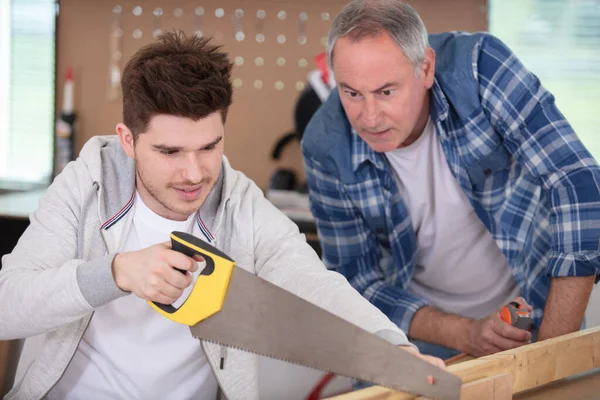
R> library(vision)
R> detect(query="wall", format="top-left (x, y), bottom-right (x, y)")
top-left (56, 0), bottom-right (487, 190)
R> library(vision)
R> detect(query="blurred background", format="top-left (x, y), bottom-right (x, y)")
top-left (2, 0), bottom-right (599, 189)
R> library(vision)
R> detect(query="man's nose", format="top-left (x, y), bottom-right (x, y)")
top-left (362, 98), bottom-right (381, 128)
top-left (181, 152), bottom-right (203, 183)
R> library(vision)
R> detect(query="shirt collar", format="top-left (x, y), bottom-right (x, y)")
top-left (430, 78), bottom-right (449, 124)
top-left (351, 129), bottom-right (387, 173)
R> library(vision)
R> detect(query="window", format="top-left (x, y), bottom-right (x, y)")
top-left (489, 0), bottom-right (600, 159)
top-left (0, 0), bottom-right (56, 188)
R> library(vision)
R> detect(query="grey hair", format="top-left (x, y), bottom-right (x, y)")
top-left (327, 0), bottom-right (429, 75)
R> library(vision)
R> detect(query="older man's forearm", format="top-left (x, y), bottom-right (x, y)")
top-left (537, 275), bottom-right (596, 341)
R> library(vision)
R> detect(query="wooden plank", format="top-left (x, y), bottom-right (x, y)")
top-left (326, 327), bottom-right (600, 400)
top-left (444, 353), bottom-right (475, 367)
top-left (414, 374), bottom-right (512, 400)
top-left (450, 326), bottom-right (600, 393)
top-left (325, 386), bottom-right (414, 400)
top-left (514, 367), bottom-right (600, 400)
top-left (459, 374), bottom-right (512, 400)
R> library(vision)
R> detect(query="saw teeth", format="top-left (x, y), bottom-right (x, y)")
top-left (192, 336), bottom-right (432, 399)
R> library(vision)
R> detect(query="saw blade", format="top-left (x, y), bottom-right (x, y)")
top-left (190, 266), bottom-right (461, 400)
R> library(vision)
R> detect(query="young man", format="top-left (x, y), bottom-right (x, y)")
top-left (0, 31), bottom-right (442, 400)
top-left (302, 0), bottom-right (600, 359)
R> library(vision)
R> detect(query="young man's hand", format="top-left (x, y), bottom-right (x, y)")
top-left (400, 345), bottom-right (446, 385)
top-left (465, 297), bottom-right (532, 357)
top-left (111, 242), bottom-right (201, 304)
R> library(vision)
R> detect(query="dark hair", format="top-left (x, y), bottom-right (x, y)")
top-left (121, 30), bottom-right (233, 138)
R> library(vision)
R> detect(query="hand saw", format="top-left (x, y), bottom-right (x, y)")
top-left (149, 231), bottom-right (461, 400)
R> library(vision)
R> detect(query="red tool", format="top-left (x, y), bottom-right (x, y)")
top-left (306, 372), bottom-right (335, 400)
top-left (500, 301), bottom-right (532, 331)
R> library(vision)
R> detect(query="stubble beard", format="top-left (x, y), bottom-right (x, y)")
top-left (135, 163), bottom-right (202, 219)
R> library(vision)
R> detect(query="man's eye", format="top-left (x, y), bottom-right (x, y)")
top-left (160, 150), bottom-right (177, 156)
top-left (348, 91), bottom-right (358, 98)
top-left (381, 89), bottom-right (393, 96)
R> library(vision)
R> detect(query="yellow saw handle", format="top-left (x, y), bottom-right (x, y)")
top-left (148, 231), bottom-right (236, 326)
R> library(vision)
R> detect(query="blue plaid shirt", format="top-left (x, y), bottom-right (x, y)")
top-left (301, 32), bottom-right (600, 334)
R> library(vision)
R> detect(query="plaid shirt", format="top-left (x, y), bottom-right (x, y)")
top-left (301, 32), bottom-right (600, 334)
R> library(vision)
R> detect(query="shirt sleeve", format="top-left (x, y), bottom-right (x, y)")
top-left (476, 33), bottom-right (600, 278)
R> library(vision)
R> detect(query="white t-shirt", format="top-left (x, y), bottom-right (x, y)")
top-left (48, 192), bottom-right (218, 400)
top-left (384, 119), bottom-right (520, 319)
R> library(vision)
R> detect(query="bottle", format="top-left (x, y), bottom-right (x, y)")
top-left (54, 66), bottom-right (76, 176)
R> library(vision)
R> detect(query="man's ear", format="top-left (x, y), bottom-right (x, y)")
top-left (421, 47), bottom-right (436, 89)
top-left (116, 123), bottom-right (135, 158)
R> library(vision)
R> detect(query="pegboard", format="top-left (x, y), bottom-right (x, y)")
top-left (56, 0), bottom-right (486, 190)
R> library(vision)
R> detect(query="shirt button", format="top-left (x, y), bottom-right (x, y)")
top-left (383, 184), bottom-right (390, 191)
top-left (484, 168), bottom-right (492, 176)
top-left (376, 228), bottom-right (384, 234)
